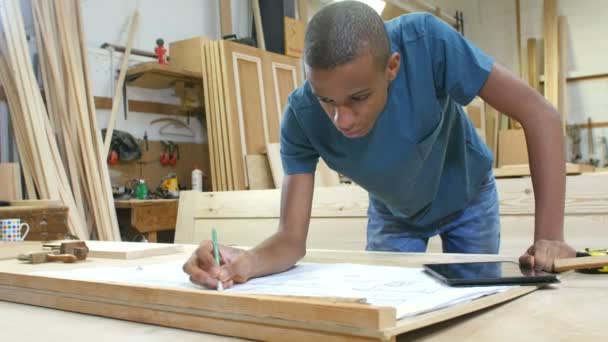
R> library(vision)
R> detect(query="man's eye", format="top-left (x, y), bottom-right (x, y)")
top-left (352, 94), bottom-right (370, 101)
top-left (318, 98), bottom-right (334, 104)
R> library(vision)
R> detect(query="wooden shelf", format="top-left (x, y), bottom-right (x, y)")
top-left (94, 96), bottom-right (202, 117)
top-left (126, 62), bottom-right (202, 89)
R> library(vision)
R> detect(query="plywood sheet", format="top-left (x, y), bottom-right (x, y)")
top-left (245, 154), bottom-right (274, 189)
top-left (266, 143), bottom-right (340, 188)
top-left (86, 241), bottom-right (183, 259)
top-left (498, 129), bottom-right (528, 166)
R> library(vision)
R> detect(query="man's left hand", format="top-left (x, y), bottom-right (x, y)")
top-left (519, 239), bottom-right (576, 272)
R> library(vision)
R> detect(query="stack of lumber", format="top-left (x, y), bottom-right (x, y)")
top-left (0, 0), bottom-right (119, 240)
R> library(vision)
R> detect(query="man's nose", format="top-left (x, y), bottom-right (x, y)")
top-left (334, 106), bottom-right (356, 131)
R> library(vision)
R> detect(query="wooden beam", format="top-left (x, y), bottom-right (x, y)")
top-left (558, 15), bottom-right (568, 133)
top-left (103, 9), bottom-right (139, 155)
top-left (0, 272), bottom-right (396, 339)
top-left (252, 0), bottom-right (266, 50)
top-left (526, 38), bottom-right (539, 92)
top-left (219, 0), bottom-right (232, 37)
top-left (543, 0), bottom-right (559, 108)
top-left (516, 0), bottom-right (523, 79)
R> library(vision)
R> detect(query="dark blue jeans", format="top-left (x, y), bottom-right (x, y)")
top-left (366, 171), bottom-right (500, 254)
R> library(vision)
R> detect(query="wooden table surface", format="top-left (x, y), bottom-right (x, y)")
top-left (0, 245), bottom-right (606, 341)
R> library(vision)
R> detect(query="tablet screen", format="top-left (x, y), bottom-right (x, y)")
top-left (423, 261), bottom-right (559, 286)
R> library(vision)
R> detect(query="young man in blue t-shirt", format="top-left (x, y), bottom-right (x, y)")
top-left (184, 1), bottom-right (575, 289)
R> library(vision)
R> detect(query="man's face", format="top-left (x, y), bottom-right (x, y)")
top-left (306, 52), bottom-right (400, 139)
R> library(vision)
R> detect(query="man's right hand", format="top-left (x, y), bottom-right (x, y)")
top-left (182, 241), bottom-right (253, 289)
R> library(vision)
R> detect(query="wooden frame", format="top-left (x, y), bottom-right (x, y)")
top-left (175, 174), bottom-right (608, 256)
top-left (232, 51), bottom-right (269, 188)
top-left (0, 247), bottom-right (538, 341)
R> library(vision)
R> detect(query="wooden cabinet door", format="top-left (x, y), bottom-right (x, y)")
top-left (219, 41), bottom-right (270, 189)
top-left (263, 52), bottom-right (303, 144)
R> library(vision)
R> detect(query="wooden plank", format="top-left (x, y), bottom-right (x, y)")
top-left (0, 286), bottom-right (386, 342)
top-left (218, 41), bottom-right (242, 190)
top-left (284, 16), bottom-right (305, 58)
top-left (212, 41), bottom-right (234, 190)
top-left (553, 255), bottom-right (608, 272)
top-left (203, 42), bottom-right (221, 190)
top-left (558, 15), bottom-right (568, 135)
top-left (484, 103), bottom-right (499, 167)
top-left (245, 154), bottom-right (274, 190)
top-left (266, 142), bottom-right (283, 189)
top-left (103, 9), bottom-right (139, 156)
top-left (252, 0), bottom-right (266, 51)
top-left (464, 98), bottom-right (486, 143)
top-left (515, 0), bottom-right (522, 79)
top-left (85, 241), bottom-right (183, 259)
top-left (219, 0), bottom-right (232, 37)
top-left (209, 41), bottom-right (228, 191)
top-left (200, 42), bottom-right (218, 191)
top-left (543, 0), bottom-right (559, 108)
top-left (0, 163), bottom-right (22, 201)
top-left (526, 38), bottom-right (539, 92)
top-left (0, 272), bottom-right (395, 335)
top-left (0, 241), bottom-right (42, 260)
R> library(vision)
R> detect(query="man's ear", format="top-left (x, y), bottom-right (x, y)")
top-left (386, 52), bottom-right (400, 81)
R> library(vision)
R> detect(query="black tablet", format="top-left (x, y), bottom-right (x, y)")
top-left (423, 261), bottom-right (559, 286)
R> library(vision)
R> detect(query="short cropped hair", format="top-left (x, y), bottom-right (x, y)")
top-left (304, 1), bottom-right (390, 70)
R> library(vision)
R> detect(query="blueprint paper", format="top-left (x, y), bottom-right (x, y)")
top-left (35, 262), bottom-right (510, 319)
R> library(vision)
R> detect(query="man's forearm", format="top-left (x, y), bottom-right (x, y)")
top-left (245, 230), bottom-right (306, 279)
top-left (523, 104), bottom-right (566, 241)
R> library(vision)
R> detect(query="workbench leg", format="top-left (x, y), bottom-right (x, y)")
top-left (147, 232), bottom-right (157, 243)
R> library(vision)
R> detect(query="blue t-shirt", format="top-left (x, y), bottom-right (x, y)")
top-left (280, 13), bottom-right (495, 226)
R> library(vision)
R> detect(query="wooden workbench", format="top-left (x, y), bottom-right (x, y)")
top-left (115, 199), bottom-right (178, 242)
top-left (0, 245), bottom-right (605, 341)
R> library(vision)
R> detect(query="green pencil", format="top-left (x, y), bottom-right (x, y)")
top-left (211, 228), bottom-right (224, 291)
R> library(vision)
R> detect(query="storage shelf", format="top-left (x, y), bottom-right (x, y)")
top-left (126, 62), bottom-right (202, 89)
